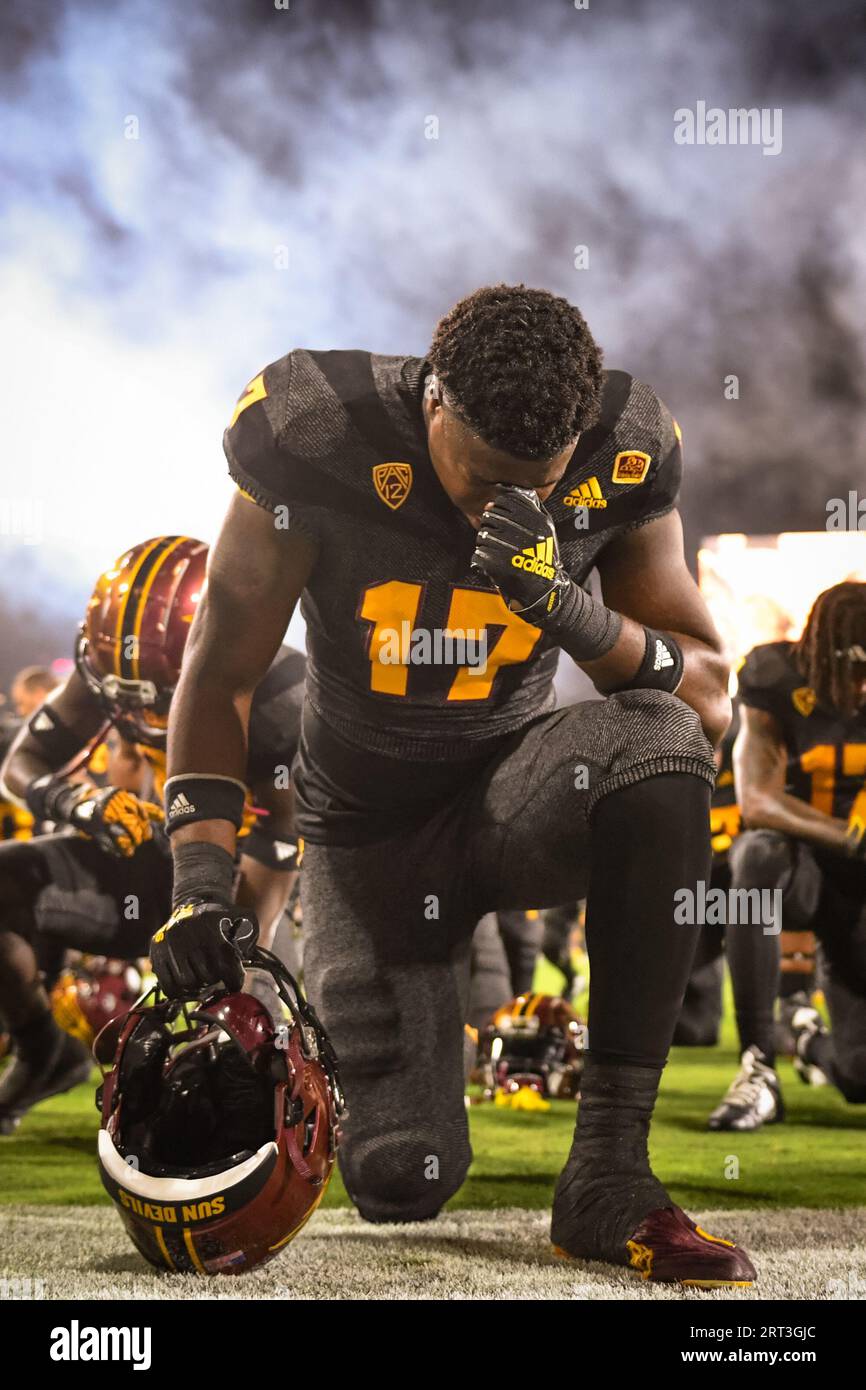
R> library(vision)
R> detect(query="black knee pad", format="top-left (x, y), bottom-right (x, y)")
top-left (831, 1046), bottom-right (866, 1103)
top-left (729, 830), bottom-right (793, 888)
top-left (833, 1075), bottom-right (866, 1104)
top-left (730, 832), bottom-right (822, 929)
top-left (340, 1125), bottom-right (472, 1223)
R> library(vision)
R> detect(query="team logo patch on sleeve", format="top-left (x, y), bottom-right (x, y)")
top-left (372, 461), bottom-right (413, 510)
top-left (792, 686), bottom-right (817, 717)
top-left (612, 450), bottom-right (651, 484)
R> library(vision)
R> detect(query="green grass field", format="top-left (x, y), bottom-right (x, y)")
top-left (2, 973), bottom-right (864, 1212)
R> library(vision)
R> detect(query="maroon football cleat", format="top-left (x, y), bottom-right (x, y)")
top-left (555, 1204), bottom-right (757, 1287)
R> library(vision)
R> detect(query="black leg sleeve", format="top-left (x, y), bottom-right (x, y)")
top-left (585, 773), bottom-right (711, 1067)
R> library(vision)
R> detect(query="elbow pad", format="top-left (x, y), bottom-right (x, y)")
top-left (26, 704), bottom-right (86, 765)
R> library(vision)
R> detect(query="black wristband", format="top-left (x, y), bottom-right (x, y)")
top-left (618, 627), bottom-right (684, 694)
top-left (164, 774), bottom-right (247, 835)
top-left (171, 839), bottom-right (236, 909)
top-left (240, 824), bottom-right (299, 872)
top-left (24, 774), bottom-right (80, 824)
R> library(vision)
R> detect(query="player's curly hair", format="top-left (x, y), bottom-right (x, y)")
top-left (795, 582), bottom-right (866, 718)
top-left (428, 284), bottom-right (604, 460)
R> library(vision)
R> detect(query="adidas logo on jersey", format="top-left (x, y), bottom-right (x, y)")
top-left (31, 710), bottom-right (54, 732)
top-left (564, 477), bottom-right (607, 509)
top-left (654, 639), bottom-right (674, 671)
top-left (169, 792), bottom-right (196, 818)
top-left (273, 841), bottom-right (296, 862)
top-left (511, 538), bottom-right (556, 580)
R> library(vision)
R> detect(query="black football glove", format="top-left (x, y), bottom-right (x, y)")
top-left (472, 485), bottom-right (571, 625)
top-left (27, 778), bottom-right (161, 857)
top-left (150, 902), bottom-right (259, 997)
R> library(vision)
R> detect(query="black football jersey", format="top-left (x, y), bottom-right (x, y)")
top-left (737, 641), bottom-right (866, 820)
top-left (224, 350), bottom-right (682, 762)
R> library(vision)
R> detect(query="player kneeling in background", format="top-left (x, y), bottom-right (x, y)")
top-left (153, 285), bottom-right (756, 1285)
top-left (0, 536), bottom-right (305, 1132)
top-left (709, 583), bottom-right (866, 1130)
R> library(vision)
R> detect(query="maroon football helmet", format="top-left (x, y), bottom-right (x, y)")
top-left (486, 993), bottom-right (585, 1100)
top-left (76, 536), bottom-right (208, 746)
top-left (97, 947), bottom-right (343, 1276)
top-left (51, 959), bottom-right (143, 1065)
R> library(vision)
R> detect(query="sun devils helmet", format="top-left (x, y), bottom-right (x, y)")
top-left (76, 536), bottom-right (208, 747)
top-left (486, 993), bottom-right (585, 1100)
top-left (96, 945), bottom-right (343, 1276)
top-left (51, 959), bottom-right (143, 1064)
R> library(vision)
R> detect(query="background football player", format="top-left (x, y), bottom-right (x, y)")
top-left (467, 910), bottom-right (542, 1030)
top-left (153, 284), bottom-right (756, 1286)
top-left (0, 666), bottom-right (61, 844)
top-left (708, 582), bottom-right (866, 1130)
top-left (10, 666), bottom-right (60, 720)
top-left (0, 535), bottom-right (305, 1131)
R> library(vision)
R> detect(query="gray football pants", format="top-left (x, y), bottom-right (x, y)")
top-left (301, 691), bottom-right (713, 1222)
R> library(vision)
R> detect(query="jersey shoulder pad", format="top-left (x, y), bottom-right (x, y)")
top-left (223, 352), bottom-right (295, 511)
top-left (224, 349), bottom-right (417, 522)
top-left (224, 350), bottom-right (346, 515)
top-left (736, 642), bottom-right (797, 711)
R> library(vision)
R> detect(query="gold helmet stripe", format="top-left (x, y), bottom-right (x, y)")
top-left (153, 1225), bottom-right (176, 1271)
top-left (182, 1227), bottom-right (206, 1275)
top-left (131, 536), bottom-right (190, 681)
top-left (112, 537), bottom-right (166, 678)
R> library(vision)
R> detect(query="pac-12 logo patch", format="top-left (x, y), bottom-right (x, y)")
top-left (612, 450), bottom-right (651, 484)
top-left (792, 686), bottom-right (817, 717)
top-left (373, 462), bottom-right (413, 510)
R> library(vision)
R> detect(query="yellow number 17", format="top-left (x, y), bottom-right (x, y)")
top-left (359, 581), bottom-right (542, 701)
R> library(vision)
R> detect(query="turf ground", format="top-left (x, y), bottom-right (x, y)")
top-left (5, 1204), bottom-right (864, 1300)
top-left (2, 1040), bottom-right (865, 1211)
top-left (1, 969), bottom-right (864, 1297)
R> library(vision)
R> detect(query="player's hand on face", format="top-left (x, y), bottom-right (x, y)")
top-left (471, 485), bottom-right (566, 623)
top-left (150, 901), bottom-right (258, 997)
